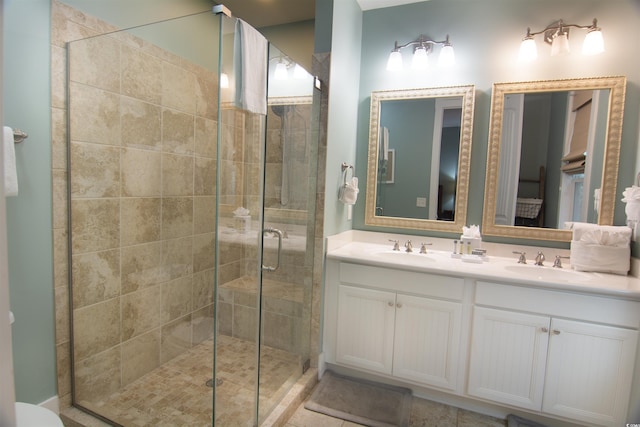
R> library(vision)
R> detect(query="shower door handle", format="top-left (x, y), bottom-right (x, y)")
top-left (262, 228), bottom-right (283, 272)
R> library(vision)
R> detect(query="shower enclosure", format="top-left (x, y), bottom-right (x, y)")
top-left (66, 8), bottom-right (319, 426)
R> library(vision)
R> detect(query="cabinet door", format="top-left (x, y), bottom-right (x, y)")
top-left (393, 294), bottom-right (462, 391)
top-left (467, 307), bottom-right (550, 411)
top-left (543, 318), bottom-right (639, 427)
top-left (336, 285), bottom-right (396, 374)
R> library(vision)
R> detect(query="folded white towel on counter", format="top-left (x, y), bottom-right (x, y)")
top-left (569, 222), bottom-right (631, 275)
top-left (621, 185), bottom-right (640, 202)
top-left (570, 240), bottom-right (629, 275)
top-left (570, 222), bottom-right (631, 247)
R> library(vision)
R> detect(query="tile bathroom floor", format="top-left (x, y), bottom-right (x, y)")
top-left (284, 394), bottom-right (507, 427)
top-left (77, 335), bottom-right (300, 426)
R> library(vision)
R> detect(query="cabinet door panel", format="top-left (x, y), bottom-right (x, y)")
top-left (393, 294), bottom-right (462, 391)
top-left (336, 285), bottom-right (396, 374)
top-left (543, 318), bottom-right (639, 426)
top-left (468, 307), bottom-right (550, 410)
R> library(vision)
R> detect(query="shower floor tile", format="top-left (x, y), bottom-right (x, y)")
top-left (79, 335), bottom-right (300, 426)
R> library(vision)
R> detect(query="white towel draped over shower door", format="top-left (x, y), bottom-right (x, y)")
top-left (233, 19), bottom-right (268, 115)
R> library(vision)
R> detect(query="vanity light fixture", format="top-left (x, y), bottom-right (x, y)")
top-left (386, 34), bottom-right (455, 71)
top-left (274, 58), bottom-right (289, 80)
top-left (519, 18), bottom-right (604, 62)
top-left (271, 56), bottom-right (309, 80)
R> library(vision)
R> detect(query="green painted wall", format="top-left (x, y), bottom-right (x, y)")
top-left (260, 20), bottom-right (315, 71)
top-left (4, 0), bottom-right (55, 404)
top-left (351, 0), bottom-right (640, 250)
top-left (323, 0), bottom-right (362, 237)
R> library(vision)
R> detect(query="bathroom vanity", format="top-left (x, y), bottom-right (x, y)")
top-left (322, 231), bottom-right (640, 427)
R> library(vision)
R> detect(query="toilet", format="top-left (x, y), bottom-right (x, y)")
top-left (15, 402), bottom-right (64, 427)
top-left (8, 313), bottom-right (64, 426)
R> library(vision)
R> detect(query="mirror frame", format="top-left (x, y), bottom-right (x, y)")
top-left (482, 76), bottom-right (627, 242)
top-left (365, 85), bottom-right (475, 232)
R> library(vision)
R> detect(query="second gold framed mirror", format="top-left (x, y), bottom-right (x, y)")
top-left (482, 76), bottom-right (626, 242)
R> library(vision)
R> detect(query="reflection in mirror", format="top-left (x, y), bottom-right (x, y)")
top-left (365, 85), bottom-right (475, 233)
top-left (483, 76), bottom-right (626, 242)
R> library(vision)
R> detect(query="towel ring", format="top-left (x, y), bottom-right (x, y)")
top-left (341, 162), bottom-right (353, 185)
top-left (341, 162), bottom-right (353, 173)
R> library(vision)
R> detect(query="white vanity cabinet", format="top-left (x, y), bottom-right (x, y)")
top-left (468, 282), bottom-right (639, 427)
top-left (327, 261), bottom-right (465, 392)
top-left (336, 285), bottom-right (396, 373)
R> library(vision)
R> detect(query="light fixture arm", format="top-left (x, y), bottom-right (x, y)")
top-left (392, 34), bottom-right (451, 52)
top-left (270, 55), bottom-right (294, 68)
top-left (387, 33), bottom-right (455, 71)
top-left (524, 18), bottom-right (600, 45)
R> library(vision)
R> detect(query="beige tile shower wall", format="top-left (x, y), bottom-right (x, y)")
top-left (51, 0), bottom-right (220, 407)
top-left (265, 104), bottom-right (312, 211)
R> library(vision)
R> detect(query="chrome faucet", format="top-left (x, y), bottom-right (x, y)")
top-left (553, 255), bottom-right (570, 268)
top-left (405, 240), bottom-right (413, 253)
top-left (389, 239), bottom-right (400, 251)
top-left (534, 251), bottom-right (545, 266)
top-left (513, 251), bottom-right (526, 264)
top-left (420, 242), bottom-right (432, 254)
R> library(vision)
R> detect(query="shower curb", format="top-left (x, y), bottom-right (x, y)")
top-left (261, 368), bottom-right (319, 427)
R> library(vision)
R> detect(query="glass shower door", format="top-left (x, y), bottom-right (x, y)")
top-left (214, 16), bottom-right (318, 426)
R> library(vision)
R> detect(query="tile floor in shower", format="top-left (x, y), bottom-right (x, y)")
top-left (78, 334), bottom-right (301, 426)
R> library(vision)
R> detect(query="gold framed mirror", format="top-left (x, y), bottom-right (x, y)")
top-left (365, 85), bottom-right (475, 232)
top-left (482, 76), bottom-right (626, 242)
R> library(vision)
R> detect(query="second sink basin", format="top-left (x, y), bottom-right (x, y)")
top-left (504, 264), bottom-right (592, 282)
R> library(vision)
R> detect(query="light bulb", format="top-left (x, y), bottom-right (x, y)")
top-left (438, 44), bottom-right (455, 67)
top-left (582, 29), bottom-right (604, 55)
top-left (550, 32), bottom-right (570, 56)
top-left (411, 46), bottom-right (429, 70)
top-left (518, 37), bottom-right (537, 62)
top-left (386, 50), bottom-right (403, 71)
top-left (274, 62), bottom-right (288, 80)
top-left (220, 73), bottom-right (229, 89)
top-left (293, 64), bottom-right (308, 79)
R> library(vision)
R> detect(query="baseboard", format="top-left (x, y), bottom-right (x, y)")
top-left (317, 352), bottom-right (326, 378)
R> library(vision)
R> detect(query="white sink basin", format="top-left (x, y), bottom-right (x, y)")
top-left (504, 264), bottom-right (592, 282)
top-left (371, 250), bottom-right (437, 262)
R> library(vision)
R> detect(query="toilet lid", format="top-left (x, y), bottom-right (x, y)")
top-left (15, 403), bottom-right (64, 427)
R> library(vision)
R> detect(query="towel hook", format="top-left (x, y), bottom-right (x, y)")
top-left (341, 162), bottom-right (353, 173)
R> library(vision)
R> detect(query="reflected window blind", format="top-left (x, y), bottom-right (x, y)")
top-left (561, 90), bottom-right (592, 174)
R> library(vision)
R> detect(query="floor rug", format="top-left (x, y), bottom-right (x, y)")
top-left (507, 414), bottom-right (549, 427)
top-left (304, 370), bottom-right (412, 427)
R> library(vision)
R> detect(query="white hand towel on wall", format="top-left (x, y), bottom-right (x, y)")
top-left (339, 177), bottom-right (359, 205)
top-left (3, 127), bottom-right (18, 197)
top-left (234, 19), bottom-right (268, 115)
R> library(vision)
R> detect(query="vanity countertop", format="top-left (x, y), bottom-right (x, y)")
top-left (326, 231), bottom-right (640, 300)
